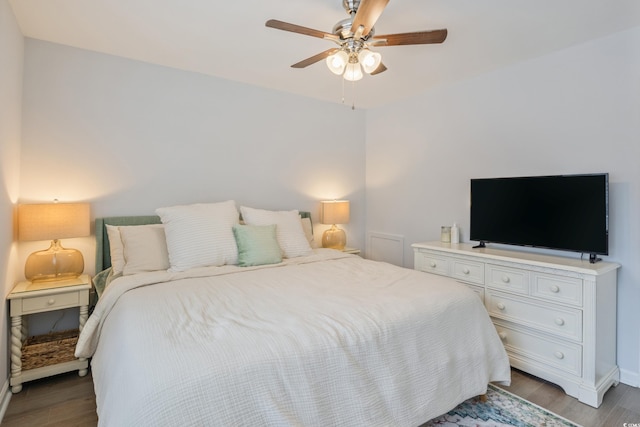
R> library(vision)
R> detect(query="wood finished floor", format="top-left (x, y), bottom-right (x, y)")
top-left (2, 368), bottom-right (639, 426)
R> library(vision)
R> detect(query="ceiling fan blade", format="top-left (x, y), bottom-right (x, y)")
top-left (291, 48), bottom-right (339, 69)
top-left (266, 19), bottom-right (333, 39)
top-left (372, 29), bottom-right (448, 46)
top-left (351, 0), bottom-right (390, 37)
top-left (370, 62), bottom-right (387, 75)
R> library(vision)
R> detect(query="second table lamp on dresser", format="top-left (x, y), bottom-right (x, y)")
top-left (18, 202), bottom-right (90, 282)
top-left (320, 200), bottom-right (350, 250)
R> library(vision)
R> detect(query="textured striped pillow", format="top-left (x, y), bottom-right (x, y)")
top-left (240, 206), bottom-right (312, 258)
top-left (156, 200), bottom-right (239, 271)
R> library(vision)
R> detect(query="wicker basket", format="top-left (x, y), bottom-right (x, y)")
top-left (21, 329), bottom-right (80, 371)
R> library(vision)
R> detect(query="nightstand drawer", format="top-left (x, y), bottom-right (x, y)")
top-left (487, 291), bottom-right (582, 341)
top-left (20, 292), bottom-right (81, 314)
top-left (452, 259), bottom-right (484, 285)
top-left (531, 273), bottom-right (583, 307)
top-left (486, 264), bottom-right (528, 294)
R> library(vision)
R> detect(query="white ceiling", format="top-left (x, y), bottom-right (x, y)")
top-left (8, 0), bottom-right (640, 108)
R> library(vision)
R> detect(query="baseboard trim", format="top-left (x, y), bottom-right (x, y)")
top-left (620, 368), bottom-right (640, 388)
top-left (0, 378), bottom-right (12, 424)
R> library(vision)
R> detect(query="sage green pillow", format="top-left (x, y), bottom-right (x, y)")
top-left (232, 224), bottom-right (283, 267)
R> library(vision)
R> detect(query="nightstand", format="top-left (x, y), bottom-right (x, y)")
top-left (7, 274), bottom-right (91, 393)
top-left (342, 247), bottom-right (361, 255)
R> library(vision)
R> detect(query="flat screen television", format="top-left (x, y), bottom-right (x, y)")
top-left (470, 173), bottom-right (608, 262)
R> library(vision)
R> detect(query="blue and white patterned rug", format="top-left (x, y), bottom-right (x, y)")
top-left (423, 384), bottom-right (582, 427)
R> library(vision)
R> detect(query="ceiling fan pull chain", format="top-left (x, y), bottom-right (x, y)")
top-left (352, 80), bottom-right (356, 110)
top-left (342, 77), bottom-right (346, 104)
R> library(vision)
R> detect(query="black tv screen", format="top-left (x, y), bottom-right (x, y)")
top-left (470, 174), bottom-right (608, 257)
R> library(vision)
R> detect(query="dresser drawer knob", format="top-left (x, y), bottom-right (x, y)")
top-left (554, 351), bottom-right (565, 360)
top-left (550, 285), bottom-right (560, 293)
top-left (501, 275), bottom-right (510, 284)
top-left (555, 318), bottom-right (565, 326)
top-left (47, 298), bottom-right (55, 306)
top-left (462, 267), bottom-right (470, 275)
top-left (429, 261), bottom-right (437, 268)
top-left (497, 302), bottom-right (506, 311)
top-left (498, 332), bottom-right (507, 340)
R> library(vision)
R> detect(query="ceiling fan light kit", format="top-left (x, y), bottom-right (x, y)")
top-left (266, 0), bottom-right (448, 84)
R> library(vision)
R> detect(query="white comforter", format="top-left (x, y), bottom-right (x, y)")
top-left (77, 249), bottom-right (510, 427)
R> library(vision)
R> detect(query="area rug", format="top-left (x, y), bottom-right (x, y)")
top-left (423, 384), bottom-right (582, 427)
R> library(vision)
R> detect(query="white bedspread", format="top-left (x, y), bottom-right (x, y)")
top-left (77, 249), bottom-right (510, 427)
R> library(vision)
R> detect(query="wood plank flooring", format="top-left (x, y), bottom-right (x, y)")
top-left (2, 372), bottom-right (96, 426)
top-left (502, 369), bottom-right (640, 426)
top-left (2, 368), bottom-right (639, 426)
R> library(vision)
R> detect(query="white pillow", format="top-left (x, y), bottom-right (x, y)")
top-left (156, 200), bottom-right (239, 271)
top-left (300, 216), bottom-right (315, 248)
top-left (119, 224), bottom-right (170, 275)
top-left (240, 206), bottom-right (312, 258)
top-left (106, 224), bottom-right (125, 275)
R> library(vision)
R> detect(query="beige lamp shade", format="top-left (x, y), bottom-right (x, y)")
top-left (18, 203), bottom-right (90, 282)
top-left (320, 200), bottom-right (349, 250)
top-left (18, 203), bottom-right (90, 241)
top-left (320, 200), bottom-right (350, 225)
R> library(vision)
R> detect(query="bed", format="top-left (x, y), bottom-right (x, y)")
top-left (76, 201), bottom-right (510, 426)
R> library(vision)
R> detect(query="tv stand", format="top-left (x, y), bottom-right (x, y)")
top-left (412, 241), bottom-right (620, 407)
top-left (589, 253), bottom-right (602, 264)
top-left (472, 241), bottom-right (486, 249)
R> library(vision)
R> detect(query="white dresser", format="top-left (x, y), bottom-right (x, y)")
top-left (412, 241), bottom-right (620, 408)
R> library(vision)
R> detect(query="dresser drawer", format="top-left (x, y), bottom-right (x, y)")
top-left (452, 259), bottom-right (484, 285)
top-left (415, 252), bottom-right (450, 276)
top-left (531, 273), bottom-right (583, 307)
top-left (20, 291), bottom-right (81, 315)
top-left (494, 322), bottom-right (582, 377)
top-left (487, 291), bottom-right (582, 341)
top-left (486, 264), bottom-right (528, 294)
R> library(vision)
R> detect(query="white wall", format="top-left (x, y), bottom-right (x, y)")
top-left (366, 27), bottom-right (640, 385)
top-left (0, 0), bottom-right (23, 398)
top-left (19, 39), bottom-right (367, 277)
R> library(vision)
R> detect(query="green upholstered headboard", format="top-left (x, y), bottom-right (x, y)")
top-left (95, 211), bottom-right (312, 273)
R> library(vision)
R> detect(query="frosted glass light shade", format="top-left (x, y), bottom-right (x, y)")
top-left (326, 51), bottom-right (348, 75)
top-left (343, 62), bottom-right (363, 81)
top-left (358, 49), bottom-right (382, 74)
top-left (18, 202), bottom-right (90, 282)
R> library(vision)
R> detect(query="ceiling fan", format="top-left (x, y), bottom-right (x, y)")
top-left (265, 0), bottom-right (448, 81)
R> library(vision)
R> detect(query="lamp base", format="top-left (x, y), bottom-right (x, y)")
top-left (322, 225), bottom-right (346, 250)
top-left (25, 240), bottom-right (84, 283)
